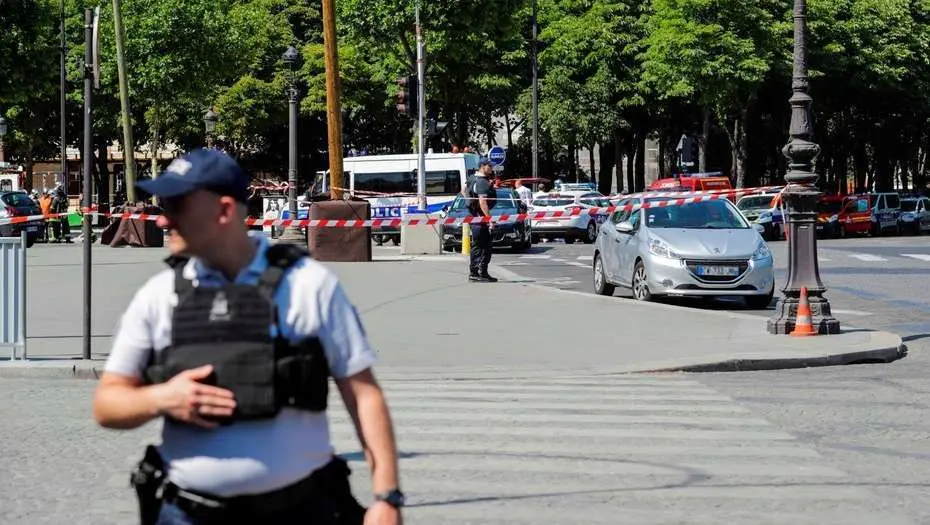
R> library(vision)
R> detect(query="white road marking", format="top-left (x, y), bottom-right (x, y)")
top-left (577, 255), bottom-right (594, 261)
top-left (519, 254), bottom-right (551, 259)
top-left (818, 257), bottom-right (832, 262)
top-left (566, 261), bottom-right (590, 268)
top-left (831, 309), bottom-right (873, 317)
top-left (901, 253), bottom-right (930, 262)
top-left (849, 253), bottom-right (888, 262)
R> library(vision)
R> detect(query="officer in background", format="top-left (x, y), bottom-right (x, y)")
top-left (466, 158), bottom-right (497, 282)
top-left (92, 149), bottom-right (404, 525)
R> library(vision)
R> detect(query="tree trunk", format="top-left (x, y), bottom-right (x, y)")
top-left (724, 109), bottom-right (748, 189)
top-left (588, 144), bottom-right (596, 184)
top-left (854, 141), bottom-right (867, 192)
top-left (95, 141), bottom-right (110, 227)
top-left (597, 139), bottom-right (615, 195)
top-left (24, 138), bottom-right (34, 192)
top-left (625, 132), bottom-right (635, 193)
top-left (634, 132), bottom-right (646, 192)
top-left (614, 133), bottom-right (624, 193)
top-left (699, 106), bottom-right (711, 173)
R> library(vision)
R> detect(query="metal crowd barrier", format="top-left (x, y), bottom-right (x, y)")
top-left (0, 232), bottom-right (27, 360)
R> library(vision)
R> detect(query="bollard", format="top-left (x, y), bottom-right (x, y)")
top-left (461, 223), bottom-right (470, 256)
top-left (0, 231), bottom-right (28, 360)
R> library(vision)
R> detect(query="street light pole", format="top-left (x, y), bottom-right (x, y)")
top-left (279, 46), bottom-right (304, 243)
top-left (767, 0), bottom-right (840, 335)
top-left (531, 0), bottom-right (539, 180)
top-left (60, 0), bottom-right (67, 190)
top-left (415, 0), bottom-right (427, 211)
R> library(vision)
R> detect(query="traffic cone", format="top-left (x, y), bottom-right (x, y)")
top-left (461, 223), bottom-right (471, 256)
top-left (790, 286), bottom-right (817, 337)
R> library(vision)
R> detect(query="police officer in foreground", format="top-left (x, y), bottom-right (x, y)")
top-left (465, 158), bottom-right (497, 282)
top-left (92, 149), bottom-right (404, 525)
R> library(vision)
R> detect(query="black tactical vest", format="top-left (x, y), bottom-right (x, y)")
top-left (143, 244), bottom-right (330, 425)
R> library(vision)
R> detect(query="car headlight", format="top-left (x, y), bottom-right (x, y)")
top-left (649, 238), bottom-right (680, 259)
top-left (901, 213), bottom-right (915, 221)
top-left (752, 241), bottom-right (772, 261)
top-left (829, 214), bottom-right (838, 222)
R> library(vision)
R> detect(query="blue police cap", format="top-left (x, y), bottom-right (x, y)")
top-left (136, 149), bottom-right (250, 203)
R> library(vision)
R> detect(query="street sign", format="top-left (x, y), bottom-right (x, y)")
top-left (488, 145), bottom-right (506, 166)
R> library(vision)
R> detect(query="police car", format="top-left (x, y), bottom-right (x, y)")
top-left (529, 190), bottom-right (611, 244)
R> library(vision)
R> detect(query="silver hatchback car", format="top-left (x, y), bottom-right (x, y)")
top-left (592, 197), bottom-right (775, 309)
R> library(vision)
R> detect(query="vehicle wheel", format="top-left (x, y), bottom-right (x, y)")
top-left (584, 221), bottom-right (597, 244)
top-left (564, 237), bottom-right (576, 245)
top-left (838, 224), bottom-right (846, 238)
top-left (745, 287), bottom-right (775, 310)
top-left (593, 253), bottom-right (615, 296)
top-left (632, 260), bottom-right (652, 302)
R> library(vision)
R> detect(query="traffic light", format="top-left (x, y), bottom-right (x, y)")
top-left (427, 118), bottom-right (448, 137)
top-left (676, 134), bottom-right (698, 168)
top-left (396, 74), bottom-right (418, 117)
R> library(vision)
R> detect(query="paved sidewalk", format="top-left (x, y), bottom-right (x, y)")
top-left (0, 247), bottom-right (906, 377)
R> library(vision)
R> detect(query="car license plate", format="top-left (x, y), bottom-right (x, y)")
top-left (696, 265), bottom-right (739, 277)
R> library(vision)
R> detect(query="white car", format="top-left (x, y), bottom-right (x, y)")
top-left (529, 190), bottom-right (611, 244)
top-left (593, 197), bottom-right (776, 308)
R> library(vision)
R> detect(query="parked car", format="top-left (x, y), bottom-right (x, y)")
top-left (441, 188), bottom-right (532, 252)
top-left (592, 197), bottom-right (775, 309)
top-left (0, 190), bottom-right (43, 247)
top-left (736, 193), bottom-right (784, 241)
top-left (817, 194), bottom-right (873, 238)
top-left (870, 192), bottom-right (902, 235)
top-left (529, 190), bottom-right (610, 244)
top-left (898, 196), bottom-right (930, 234)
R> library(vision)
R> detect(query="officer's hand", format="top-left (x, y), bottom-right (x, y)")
top-left (155, 365), bottom-right (236, 429)
top-left (365, 501), bottom-right (402, 525)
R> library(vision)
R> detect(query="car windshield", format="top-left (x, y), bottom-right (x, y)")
top-left (452, 189), bottom-right (518, 212)
top-left (532, 196), bottom-right (575, 207)
top-left (901, 200), bottom-right (918, 211)
top-left (644, 199), bottom-right (749, 229)
top-left (737, 196), bottom-right (773, 210)
top-left (818, 200), bottom-right (843, 213)
top-left (1, 192), bottom-right (34, 208)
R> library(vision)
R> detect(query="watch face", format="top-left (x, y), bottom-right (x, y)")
top-left (379, 489), bottom-right (405, 507)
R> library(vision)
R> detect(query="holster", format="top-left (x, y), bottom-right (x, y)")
top-left (322, 456), bottom-right (368, 525)
top-left (130, 445), bottom-right (166, 525)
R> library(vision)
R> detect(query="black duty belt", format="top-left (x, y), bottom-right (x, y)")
top-left (162, 461), bottom-right (330, 520)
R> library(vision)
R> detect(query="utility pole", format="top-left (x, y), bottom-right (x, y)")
top-left (112, 0), bottom-right (136, 203)
top-left (322, 0), bottom-right (344, 200)
top-left (60, 0), bottom-right (67, 190)
top-left (82, 8), bottom-right (95, 360)
top-left (531, 0), bottom-right (539, 180)
top-left (415, 0), bottom-right (427, 211)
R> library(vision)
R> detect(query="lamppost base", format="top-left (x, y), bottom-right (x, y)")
top-left (766, 294), bottom-right (841, 335)
top-left (276, 227), bottom-right (306, 245)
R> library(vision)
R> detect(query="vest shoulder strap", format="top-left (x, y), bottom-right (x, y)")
top-left (258, 243), bottom-right (310, 300)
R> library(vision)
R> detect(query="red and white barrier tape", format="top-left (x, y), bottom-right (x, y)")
top-left (0, 193), bottom-right (763, 228)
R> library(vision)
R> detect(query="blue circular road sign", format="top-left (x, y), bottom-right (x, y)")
top-left (488, 145), bottom-right (506, 166)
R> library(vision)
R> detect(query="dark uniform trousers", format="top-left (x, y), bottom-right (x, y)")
top-left (155, 495), bottom-right (338, 525)
top-left (469, 224), bottom-right (493, 275)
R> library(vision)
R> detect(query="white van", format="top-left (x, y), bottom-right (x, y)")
top-left (311, 153), bottom-right (480, 244)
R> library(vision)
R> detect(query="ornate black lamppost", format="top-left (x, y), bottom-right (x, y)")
top-left (767, 0), bottom-right (841, 335)
top-left (278, 45), bottom-right (304, 243)
top-left (202, 107), bottom-right (217, 148)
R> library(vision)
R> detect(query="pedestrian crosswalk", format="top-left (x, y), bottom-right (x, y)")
top-left (329, 374), bottom-right (909, 524)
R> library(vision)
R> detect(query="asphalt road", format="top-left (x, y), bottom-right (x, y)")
top-left (480, 233), bottom-right (930, 523)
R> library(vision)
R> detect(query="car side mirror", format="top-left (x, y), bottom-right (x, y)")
top-left (616, 221), bottom-right (634, 234)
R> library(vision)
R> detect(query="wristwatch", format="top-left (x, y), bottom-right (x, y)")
top-left (373, 488), bottom-right (406, 508)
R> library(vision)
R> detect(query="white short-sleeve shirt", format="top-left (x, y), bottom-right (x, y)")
top-left (103, 232), bottom-right (378, 497)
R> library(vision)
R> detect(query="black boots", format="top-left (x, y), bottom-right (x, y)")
top-left (469, 273), bottom-right (498, 283)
